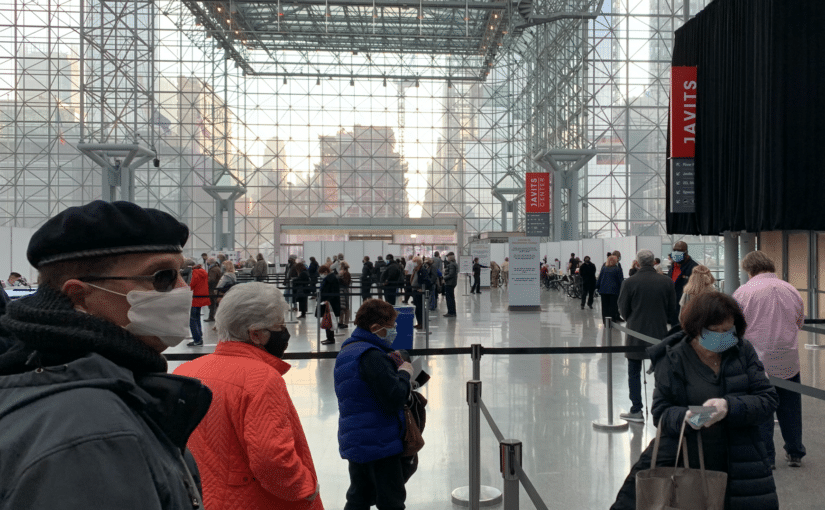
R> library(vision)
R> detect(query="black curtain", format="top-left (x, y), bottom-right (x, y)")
top-left (667, 0), bottom-right (825, 235)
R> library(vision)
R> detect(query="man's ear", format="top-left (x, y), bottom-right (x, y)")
top-left (62, 279), bottom-right (91, 311)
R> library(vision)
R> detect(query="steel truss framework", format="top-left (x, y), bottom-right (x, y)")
top-left (0, 0), bottom-right (723, 267)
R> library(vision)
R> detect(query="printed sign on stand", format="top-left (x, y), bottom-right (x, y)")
top-left (459, 256), bottom-right (473, 274)
top-left (509, 237), bottom-right (541, 309)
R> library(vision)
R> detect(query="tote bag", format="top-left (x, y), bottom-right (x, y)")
top-left (636, 420), bottom-right (727, 510)
top-left (320, 302), bottom-right (333, 330)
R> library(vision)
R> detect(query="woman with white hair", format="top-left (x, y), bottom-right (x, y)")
top-left (174, 283), bottom-right (323, 510)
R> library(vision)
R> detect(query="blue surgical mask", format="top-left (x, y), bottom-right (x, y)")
top-left (672, 250), bottom-right (685, 263)
top-left (699, 326), bottom-right (738, 353)
top-left (382, 326), bottom-right (398, 345)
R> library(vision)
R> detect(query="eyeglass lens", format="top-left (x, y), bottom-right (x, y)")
top-left (154, 269), bottom-right (179, 292)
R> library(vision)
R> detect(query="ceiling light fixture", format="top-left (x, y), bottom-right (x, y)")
top-left (316, 76), bottom-right (321, 85)
top-left (350, 78), bottom-right (355, 86)
top-left (283, 76), bottom-right (287, 85)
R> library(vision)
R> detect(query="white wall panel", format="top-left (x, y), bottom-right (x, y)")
top-left (490, 244), bottom-right (506, 265)
top-left (303, 242), bottom-right (323, 267)
top-left (344, 241), bottom-right (364, 267)
top-left (606, 236), bottom-right (637, 278)
top-left (322, 242), bottom-right (345, 264)
top-left (580, 239), bottom-right (605, 268)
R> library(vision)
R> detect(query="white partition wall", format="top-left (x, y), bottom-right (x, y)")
top-left (322, 242), bottom-right (345, 263)
top-left (344, 241), bottom-right (365, 267)
top-left (637, 236), bottom-right (664, 260)
top-left (560, 241), bottom-right (581, 269)
top-left (580, 239), bottom-right (605, 268)
top-left (363, 241), bottom-right (385, 262)
top-left (490, 243), bottom-right (507, 266)
top-left (544, 242), bottom-right (562, 269)
top-left (385, 245), bottom-right (401, 259)
top-left (303, 242), bottom-right (323, 266)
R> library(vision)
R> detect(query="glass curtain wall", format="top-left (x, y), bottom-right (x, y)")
top-left (0, 0), bottom-right (720, 262)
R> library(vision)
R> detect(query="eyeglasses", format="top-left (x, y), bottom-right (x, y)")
top-left (78, 268), bottom-right (181, 293)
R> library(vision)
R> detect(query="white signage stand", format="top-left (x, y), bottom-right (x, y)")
top-left (508, 237), bottom-right (541, 310)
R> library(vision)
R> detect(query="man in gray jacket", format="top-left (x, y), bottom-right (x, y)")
top-left (443, 253), bottom-right (458, 317)
top-left (616, 249), bottom-right (677, 423)
top-left (0, 200), bottom-right (212, 509)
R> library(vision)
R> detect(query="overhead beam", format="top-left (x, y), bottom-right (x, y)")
top-left (198, 0), bottom-right (516, 10)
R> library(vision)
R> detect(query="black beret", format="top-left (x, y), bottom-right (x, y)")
top-left (28, 200), bottom-right (189, 268)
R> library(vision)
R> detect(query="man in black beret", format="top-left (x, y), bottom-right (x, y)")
top-left (0, 200), bottom-right (212, 509)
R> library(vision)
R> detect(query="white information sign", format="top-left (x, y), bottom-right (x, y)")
top-left (470, 242), bottom-right (491, 287)
top-left (508, 237), bottom-right (541, 308)
top-left (459, 256), bottom-right (473, 274)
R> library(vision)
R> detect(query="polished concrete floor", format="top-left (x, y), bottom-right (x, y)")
top-left (168, 284), bottom-right (825, 509)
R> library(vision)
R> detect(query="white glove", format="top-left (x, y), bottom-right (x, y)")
top-left (305, 482), bottom-right (320, 501)
top-left (702, 398), bottom-right (728, 427)
top-left (398, 361), bottom-right (414, 379)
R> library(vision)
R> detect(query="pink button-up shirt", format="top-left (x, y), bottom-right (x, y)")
top-left (733, 272), bottom-right (804, 379)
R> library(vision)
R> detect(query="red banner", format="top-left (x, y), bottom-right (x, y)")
top-left (671, 66), bottom-right (697, 158)
top-left (526, 172), bottom-right (550, 213)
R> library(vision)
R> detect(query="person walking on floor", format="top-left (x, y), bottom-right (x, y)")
top-left (319, 265), bottom-right (342, 345)
top-left (338, 261), bottom-right (352, 329)
top-left (188, 259), bottom-right (211, 347)
top-left (443, 253), bottom-right (458, 317)
top-left (578, 256), bottom-right (597, 309)
top-left (206, 256), bottom-right (221, 321)
top-left (596, 255), bottom-right (624, 323)
top-left (252, 253), bottom-right (268, 282)
top-left (616, 249), bottom-right (677, 423)
top-left (410, 257), bottom-right (430, 329)
top-left (471, 257), bottom-right (486, 294)
top-left (733, 251), bottom-right (806, 468)
top-left (293, 262), bottom-right (311, 319)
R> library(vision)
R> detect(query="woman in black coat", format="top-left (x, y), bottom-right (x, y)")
top-left (611, 292), bottom-right (778, 510)
top-left (292, 263), bottom-right (311, 318)
top-left (319, 265), bottom-right (341, 345)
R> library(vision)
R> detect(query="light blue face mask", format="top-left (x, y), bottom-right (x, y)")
top-left (699, 326), bottom-right (737, 353)
top-left (672, 250), bottom-right (685, 263)
top-left (383, 326), bottom-right (398, 345)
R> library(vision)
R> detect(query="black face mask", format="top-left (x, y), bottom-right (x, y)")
top-left (264, 328), bottom-right (291, 358)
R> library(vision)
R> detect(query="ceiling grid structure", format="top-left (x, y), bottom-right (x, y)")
top-left (1, 0), bottom-right (724, 266)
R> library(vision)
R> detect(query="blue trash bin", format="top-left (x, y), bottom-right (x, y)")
top-left (392, 305), bottom-right (415, 350)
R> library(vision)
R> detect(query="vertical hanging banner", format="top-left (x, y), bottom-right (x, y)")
top-left (525, 172), bottom-right (551, 236)
top-left (670, 66), bottom-right (697, 213)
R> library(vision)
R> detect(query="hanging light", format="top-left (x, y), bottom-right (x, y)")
top-left (283, 76), bottom-right (287, 85)
top-left (418, 5), bottom-right (423, 19)
top-left (447, 80), bottom-right (453, 89)
top-left (415, 79), bottom-right (419, 88)
top-left (350, 78), bottom-right (355, 86)
top-left (325, 4), bottom-right (331, 16)
top-left (383, 77), bottom-right (387, 87)
top-left (316, 76), bottom-right (321, 85)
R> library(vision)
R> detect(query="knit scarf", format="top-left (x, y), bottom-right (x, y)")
top-left (0, 285), bottom-right (168, 375)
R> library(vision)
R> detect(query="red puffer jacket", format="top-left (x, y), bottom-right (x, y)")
top-left (190, 267), bottom-right (211, 307)
top-left (173, 341), bottom-right (323, 510)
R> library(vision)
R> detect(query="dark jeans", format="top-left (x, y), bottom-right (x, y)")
top-left (297, 296), bottom-right (308, 314)
top-left (581, 281), bottom-right (596, 307)
top-left (600, 293), bottom-right (619, 321)
top-left (759, 372), bottom-right (805, 463)
top-left (384, 287), bottom-right (397, 306)
top-left (428, 285), bottom-right (437, 309)
top-left (446, 284), bottom-right (456, 315)
top-left (361, 279), bottom-right (372, 300)
top-left (403, 275), bottom-right (412, 303)
top-left (471, 274), bottom-right (480, 293)
top-left (189, 307), bottom-right (203, 344)
top-left (344, 454), bottom-right (407, 510)
top-left (627, 358), bottom-right (643, 413)
top-left (207, 285), bottom-right (217, 319)
top-left (412, 292), bottom-right (423, 326)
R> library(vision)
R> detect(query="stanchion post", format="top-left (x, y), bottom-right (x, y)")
top-left (500, 440), bottom-right (522, 510)
top-left (468, 380), bottom-right (481, 510)
top-left (471, 343), bottom-right (482, 380)
top-left (424, 290), bottom-right (430, 336)
top-left (316, 290), bottom-right (321, 351)
top-left (592, 318), bottom-right (628, 432)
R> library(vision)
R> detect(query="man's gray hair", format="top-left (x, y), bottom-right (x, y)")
top-left (636, 249), bottom-right (656, 267)
top-left (215, 282), bottom-right (287, 343)
top-left (206, 257), bottom-right (217, 265)
top-left (183, 258), bottom-right (196, 267)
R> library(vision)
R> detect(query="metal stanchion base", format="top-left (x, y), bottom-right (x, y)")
top-left (592, 420), bottom-right (629, 432)
top-left (450, 486), bottom-right (502, 507)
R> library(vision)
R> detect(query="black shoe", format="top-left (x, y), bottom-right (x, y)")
top-left (321, 339), bottom-right (335, 345)
top-left (581, 305), bottom-right (585, 309)
top-left (588, 305), bottom-right (593, 309)
top-left (443, 313), bottom-right (456, 317)
top-left (338, 324), bottom-right (349, 329)
top-left (187, 341), bottom-right (203, 347)
top-left (786, 453), bottom-right (802, 467)
top-left (297, 313), bottom-right (305, 319)
top-left (203, 318), bottom-right (215, 323)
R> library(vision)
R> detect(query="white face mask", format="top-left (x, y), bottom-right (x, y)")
top-left (88, 284), bottom-right (193, 347)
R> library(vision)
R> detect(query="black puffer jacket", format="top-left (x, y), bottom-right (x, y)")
top-left (611, 331), bottom-right (778, 510)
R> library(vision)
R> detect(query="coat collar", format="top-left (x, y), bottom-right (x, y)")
top-left (342, 326), bottom-right (394, 352)
top-left (213, 340), bottom-right (291, 375)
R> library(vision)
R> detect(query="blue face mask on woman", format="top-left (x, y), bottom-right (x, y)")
top-left (699, 326), bottom-right (737, 353)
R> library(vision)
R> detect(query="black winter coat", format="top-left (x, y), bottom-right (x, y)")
top-left (319, 273), bottom-right (342, 316)
top-left (293, 270), bottom-right (312, 299)
top-left (611, 332), bottom-right (779, 510)
top-left (578, 261), bottom-right (596, 284)
top-left (669, 256), bottom-right (699, 302)
top-left (617, 266), bottom-right (677, 360)
top-left (361, 261), bottom-right (374, 281)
